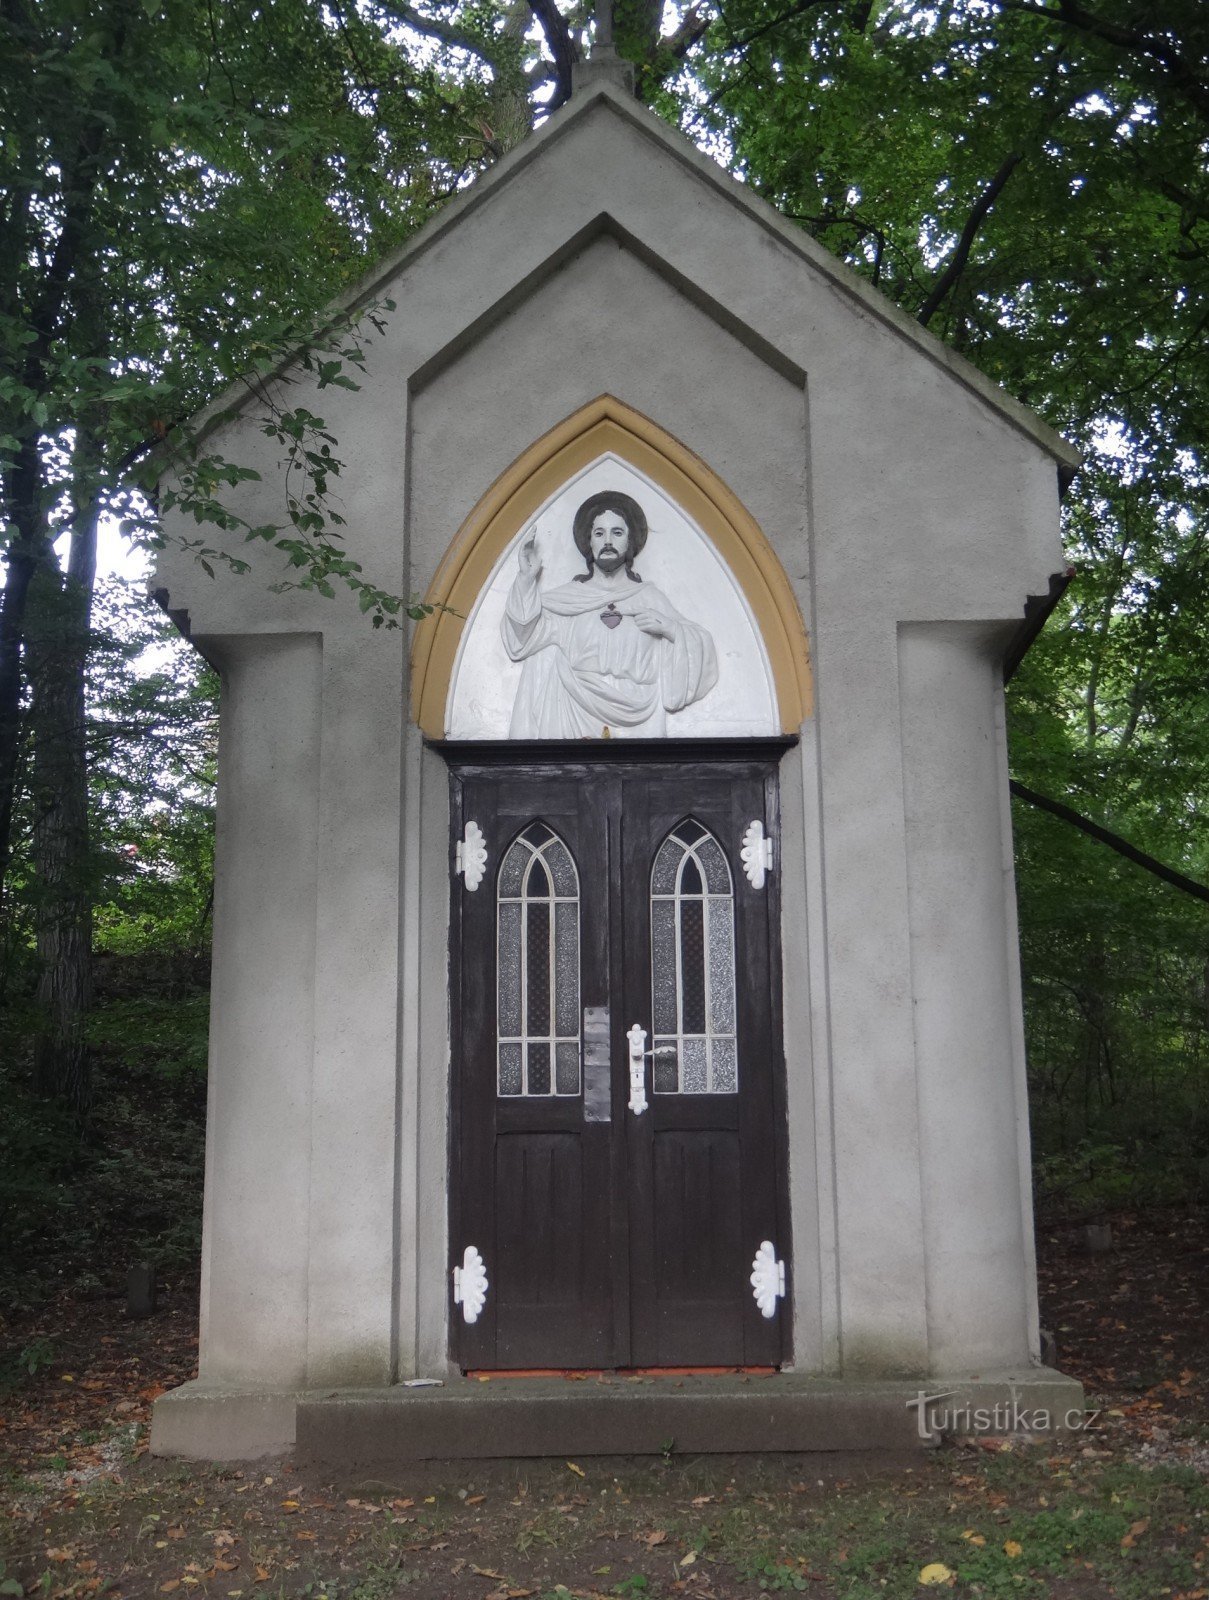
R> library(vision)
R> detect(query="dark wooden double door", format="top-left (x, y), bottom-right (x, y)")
top-left (448, 750), bottom-right (789, 1371)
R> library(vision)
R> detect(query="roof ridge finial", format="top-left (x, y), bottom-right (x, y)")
top-left (572, 0), bottom-right (636, 95)
top-left (595, 0), bottom-right (616, 56)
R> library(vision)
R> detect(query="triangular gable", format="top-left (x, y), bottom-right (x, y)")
top-left (172, 83), bottom-right (1077, 482)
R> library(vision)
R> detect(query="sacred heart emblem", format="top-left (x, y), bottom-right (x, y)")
top-left (600, 604), bottom-right (622, 629)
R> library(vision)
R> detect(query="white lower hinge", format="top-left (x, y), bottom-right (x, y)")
top-left (750, 1239), bottom-right (786, 1319)
top-left (452, 1244), bottom-right (489, 1324)
top-left (740, 820), bottom-right (773, 889)
top-left (455, 821), bottom-right (488, 891)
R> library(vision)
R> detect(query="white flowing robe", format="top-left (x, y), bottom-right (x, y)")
top-left (502, 569), bottom-right (718, 738)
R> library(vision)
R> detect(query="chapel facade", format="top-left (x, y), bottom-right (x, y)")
top-left (150, 77), bottom-right (1083, 1462)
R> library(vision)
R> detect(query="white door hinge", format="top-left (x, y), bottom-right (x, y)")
top-left (455, 820), bottom-right (488, 891)
top-left (453, 1244), bottom-right (489, 1324)
top-left (741, 820), bottom-right (773, 889)
top-left (750, 1240), bottom-right (786, 1318)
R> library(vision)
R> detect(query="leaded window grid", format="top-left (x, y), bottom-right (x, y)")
top-left (496, 822), bottom-right (581, 1097)
top-left (650, 819), bottom-right (739, 1095)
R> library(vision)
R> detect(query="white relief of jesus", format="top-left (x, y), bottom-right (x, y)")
top-left (502, 492), bottom-right (719, 739)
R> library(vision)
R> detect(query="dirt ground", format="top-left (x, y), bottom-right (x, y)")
top-left (2, 1208), bottom-right (1207, 1600)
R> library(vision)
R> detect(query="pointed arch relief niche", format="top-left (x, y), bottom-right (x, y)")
top-left (411, 399), bottom-right (812, 740)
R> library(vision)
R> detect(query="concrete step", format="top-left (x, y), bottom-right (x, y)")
top-left (151, 1368), bottom-right (1084, 1464)
top-left (297, 1373), bottom-right (936, 1467)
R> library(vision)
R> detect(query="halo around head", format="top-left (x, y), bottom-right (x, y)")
top-left (572, 491), bottom-right (649, 565)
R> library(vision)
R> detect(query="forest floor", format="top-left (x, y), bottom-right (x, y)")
top-left (1, 1209), bottom-right (1207, 1600)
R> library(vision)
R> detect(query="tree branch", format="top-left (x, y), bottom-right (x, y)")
top-left (1010, 781), bottom-right (1209, 905)
top-left (662, 3), bottom-right (711, 60)
top-left (916, 152), bottom-right (1023, 328)
top-left (372, 0), bottom-right (500, 56)
top-left (528, 0), bottom-right (578, 110)
top-left (727, 0), bottom-right (839, 53)
top-left (780, 210), bottom-right (890, 283)
top-left (993, 0), bottom-right (1209, 120)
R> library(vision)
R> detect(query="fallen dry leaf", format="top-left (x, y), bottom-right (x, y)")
top-left (1004, 1539), bottom-right (1023, 1558)
top-left (918, 1563), bottom-right (954, 1587)
top-left (645, 1530), bottom-right (668, 1547)
top-left (566, 1461), bottom-right (586, 1477)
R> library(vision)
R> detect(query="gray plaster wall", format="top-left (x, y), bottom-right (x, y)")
top-left (198, 635), bottom-right (320, 1385)
top-left (154, 86), bottom-right (1068, 1397)
top-left (898, 623), bottom-right (1038, 1372)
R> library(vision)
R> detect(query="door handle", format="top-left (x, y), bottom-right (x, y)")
top-left (625, 1024), bottom-right (650, 1116)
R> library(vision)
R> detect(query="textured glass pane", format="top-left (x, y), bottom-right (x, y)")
top-left (681, 1037), bottom-right (708, 1093)
top-left (680, 898), bottom-right (706, 1032)
top-left (651, 898), bottom-right (677, 1035)
top-left (526, 901), bottom-right (551, 1034)
top-left (555, 901), bottom-right (579, 1036)
top-left (556, 1041), bottom-right (580, 1095)
top-left (680, 852), bottom-right (704, 896)
top-left (652, 1039), bottom-right (679, 1093)
top-left (711, 1036), bottom-right (738, 1093)
top-left (697, 836), bottom-right (731, 894)
top-left (498, 1041), bottom-right (523, 1096)
top-left (498, 839), bottom-right (529, 898)
top-left (525, 853), bottom-right (553, 899)
top-left (651, 837), bottom-right (683, 896)
top-left (545, 839), bottom-right (577, 897)
top-left (528, 1042), bottom-right (551, 1095)
top-left (707, 900), bottom-right (735, 1035)
top-left (497, 900), bottom-right (522, 1035)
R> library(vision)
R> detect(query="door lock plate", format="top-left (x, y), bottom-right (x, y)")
top-left (583, 1006), bottom-right (611, 1122)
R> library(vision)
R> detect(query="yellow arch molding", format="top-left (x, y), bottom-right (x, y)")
top-left (410, 395), bottom-right (813, 737)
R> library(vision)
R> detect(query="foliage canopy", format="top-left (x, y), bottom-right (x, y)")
top-left (0, 0), bottom-right (1206, 1196)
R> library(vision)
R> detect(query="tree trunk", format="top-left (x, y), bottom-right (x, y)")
top-left (0, 433), bottom-right (50, 910)
top-left (26, 470), bottom-right (100, 1118)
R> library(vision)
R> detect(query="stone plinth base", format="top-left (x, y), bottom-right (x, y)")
top-left (150, 1381), bottom-right (304, 1461)
top-left (151, 1369), bottom-right (1085, 1464)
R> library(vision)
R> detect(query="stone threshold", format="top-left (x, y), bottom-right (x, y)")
top-left (151, 1369), bottom-right (1084, 1464)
